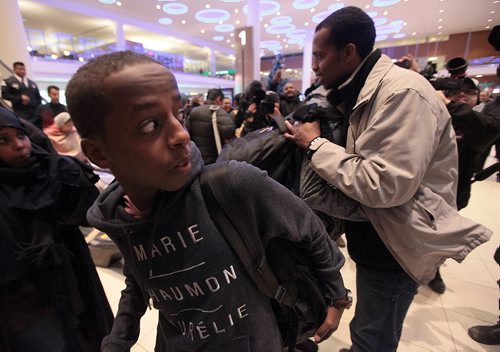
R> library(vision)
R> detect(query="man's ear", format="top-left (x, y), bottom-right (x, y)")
top-left (343, 43), bottom-right (358, 64)
top-left (81, 137), bottom-right (111, 169)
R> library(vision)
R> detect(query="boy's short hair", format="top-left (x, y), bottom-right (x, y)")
top-left (47, 85), bottom-right (59, 94)
top-left (66, 51), bottom-right (160, 139)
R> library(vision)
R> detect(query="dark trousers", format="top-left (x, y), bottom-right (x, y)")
top-left (11, 311), bottom-right (66, 352)
top-left (350, 265), bottom-right (419, 352)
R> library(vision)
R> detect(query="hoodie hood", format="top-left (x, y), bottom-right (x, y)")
top-left (87, 141), bottom-right (203, 235)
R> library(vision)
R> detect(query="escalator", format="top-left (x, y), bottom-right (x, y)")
top-left (0, 59), bottom-right (13, 110)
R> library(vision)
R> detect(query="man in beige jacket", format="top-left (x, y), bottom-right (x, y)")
top-left (286, 6), bottom-right (492, 352)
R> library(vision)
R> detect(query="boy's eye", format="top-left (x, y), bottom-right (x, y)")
top-left (140, 120), bottom-right (160, 133)
top-left (17, 131), bottom-right (27, 139)
top-left (0, 137), bottom-right (7, 144)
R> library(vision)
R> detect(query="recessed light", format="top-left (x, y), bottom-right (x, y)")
top-left (283, 38), bottom-right (287, 42)
top-left (181, 20), bottom-right (186, 24)
top-left (264, 23), bottom-right (269, 27)
top-left (285, 44), bottom-right (289, 48)
top-left (438, 19), bottom-right (443, 22)
top-left (437, 26), bottom-right (442, 29)
top-left (205, 4), bottom-right (210, 9)
top-left (226, 39), bottom-right (230, 43)
top-left (486, 25), bottom-right (491, 29)
top-left (116, 1), bottom-right (121, 6)
top-left (488, 19), bottom-right (493, 22)
top-left (277, 35), bottom-right (281, 38)
top-left (156, 4), bottom-right (161, 10)
top-left (231, 44), bottom-right (234, 48)
top-left (200, 29), bottom-right (205, 33)
top-left (383, 11), bottom-right (388, 15)
top-left (365, 5), bottom-right (370, 9)
top-left (412, 32), bottom-right (417, 35)
top-left (230, 33), bottom-right (234, 36)
top-left (310, 8), bottom-right (315, 13)
top-left (491, 10), bottom-right (496, 13)
top-left (234, 9), bottom-right (239, 13)
top-left (305, 22), bottom-right (309, 26)
top-left (277, 11), bottom-right (281, 16)
top-left (236, 20), bottom-right (240, 24)
top-left (439, 9), bottom-right (444, 13)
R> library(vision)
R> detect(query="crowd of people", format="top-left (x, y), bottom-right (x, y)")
top-left (1, 5), bottom-right (499, 352)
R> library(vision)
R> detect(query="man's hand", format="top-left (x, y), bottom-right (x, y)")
top-left (284, 120), bottom-right (321, 149)
top-left (436, 90), bottom-right (451, 105)
top-left (21, 94), bottom-right (30, 105)
top-left (314, 306), bottom-right (344, 343)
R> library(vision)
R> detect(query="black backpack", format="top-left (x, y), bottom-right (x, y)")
top-left (200, 162), bottom-right (327, 350)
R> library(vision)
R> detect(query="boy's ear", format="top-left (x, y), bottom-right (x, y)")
top-left (81, 137), bottom-right (111, 169)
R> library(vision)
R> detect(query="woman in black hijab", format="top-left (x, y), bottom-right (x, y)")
top-left (0, 107), bottom-right (113, 351)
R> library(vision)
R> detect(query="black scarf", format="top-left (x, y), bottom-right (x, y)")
top-left (328, 49), bottom-right (382, 147)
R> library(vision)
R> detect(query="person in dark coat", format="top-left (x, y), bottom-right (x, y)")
top-left (279, 82), bottom-right (303, 117)
top-left (35, 85), bottom-right (67, 129)
top-left (187, 88), bottom-right (235, 164)
top-left (1, 62), bottom-right (43, 128)
top-left (0, 107), bottom-right (113, 352)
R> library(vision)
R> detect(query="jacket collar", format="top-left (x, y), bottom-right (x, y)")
top-left (352, 54), bottom-right (394, 111)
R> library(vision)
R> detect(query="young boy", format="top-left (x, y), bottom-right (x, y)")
top-left (66, 51), bottom-right (348, 352)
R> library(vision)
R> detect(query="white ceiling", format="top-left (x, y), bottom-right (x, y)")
top-left (19, 0), bottom-right (500, 57)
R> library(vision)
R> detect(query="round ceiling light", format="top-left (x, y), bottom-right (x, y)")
top-left (375, 34), bottom-right (388, 41)
top-left (162, 3), bottom-right (188, 15)
top-left (312, 10), bottom-right (331, 23)
top-left (260, 40), bottom-right (281, 48)
top-left (195, 9), bottom-right (231, 23)
top-left (243, 0), bottom-right (280, 17)
top-left (270, 16), bottom-right (293, 25)
top-left (328, 3), bottom-right (345, 12)
top-left (373, 17), bottom-right (388, 26)
top-left (99, 0), bottom-right (116, 4)
top-left (393, 33), bottom-right (406, 39)
top-left (292, 0), bottom-right (319, 10)
top-left (373, 0), bottom-right (401, 7)
top-left (286, 29), bottom-right (307, 39)
top-left (158, 17), bottom-right (173, 25)
top-left (366, 11), bottom-right (378, 18)
top-left (213, 35), bottom-right (225, 41)
top-left (214, 24), bottom-right (235, 32)
top-left (266, 23), bottom-right (296, 34)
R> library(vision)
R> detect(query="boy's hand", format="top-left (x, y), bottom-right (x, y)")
top-left (313, 306), bottom-right (344, 343)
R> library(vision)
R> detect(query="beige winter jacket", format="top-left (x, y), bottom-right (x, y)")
top-left (309, 54), bottom-right (492, 284)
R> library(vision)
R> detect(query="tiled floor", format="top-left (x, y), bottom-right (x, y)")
top-left (96, 177), bottom-right (499, 352)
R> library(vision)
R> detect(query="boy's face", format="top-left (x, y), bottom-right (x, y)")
top-left (83, 63), bottom-right (191, 203)
top-left (0, 127), bottom-right (32, 167)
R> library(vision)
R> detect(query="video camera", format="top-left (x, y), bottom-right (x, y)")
top-left (245, 88), bottom-right (276, 116)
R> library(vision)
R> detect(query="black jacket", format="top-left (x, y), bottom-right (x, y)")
top-left (447, 101), bottom-right (500, 209)
top-left (2, 76), bottom-right (43, 126)
top-left (279, 95), bottom-right (302, 117)
top-left (0, 146), bottom-right (113, 351)
top-left (187, 104), bottom-right (235, 165)
top-left (88, 143), bottom-right (346, 352)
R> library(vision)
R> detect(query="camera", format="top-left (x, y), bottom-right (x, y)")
top-left (394, 59), bottom-right (411, 70)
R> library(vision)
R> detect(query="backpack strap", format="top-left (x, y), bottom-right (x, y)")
top-left (209, 105), bottom-right (222, 155)
top-left (199, 162), bottom-right (292, 306)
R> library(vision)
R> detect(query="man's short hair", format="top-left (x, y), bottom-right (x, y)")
top-left (316, 6), bottom-right (375, 59)
top-left (47, 85), bottom-right (59, 94)
top-left (13, 61), bottom-right (25, 68)
top-left (206, 88), bottom-right (224, 102)
top-left (66, 51), bottom-right (159, 139)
